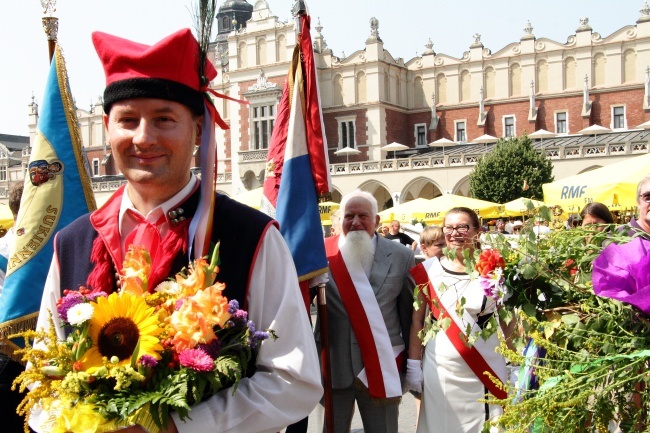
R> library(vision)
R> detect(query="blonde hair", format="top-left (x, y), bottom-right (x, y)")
top-left (419, 226), bottom-right (444, 247)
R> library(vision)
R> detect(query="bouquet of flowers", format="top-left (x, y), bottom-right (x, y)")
top-left (12, 243), bottom-right (275, 433)
top-left (476, 214), bottom-right (650, 432)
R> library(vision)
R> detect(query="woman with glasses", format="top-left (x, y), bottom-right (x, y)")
top-left (407, 207), bottom-right (511, 433)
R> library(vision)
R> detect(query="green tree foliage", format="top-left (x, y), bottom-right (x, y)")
top-left (469, 135), bottom-right (554, 203)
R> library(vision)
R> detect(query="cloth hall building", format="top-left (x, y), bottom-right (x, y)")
top-left (13, 0), bottom-right (650, 211)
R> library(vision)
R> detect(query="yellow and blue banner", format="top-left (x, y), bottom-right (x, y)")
top-left (0, 45), bottom-right (96, 353)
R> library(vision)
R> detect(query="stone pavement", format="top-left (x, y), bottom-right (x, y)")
top-left (303, 391), bottom-right (419, 433)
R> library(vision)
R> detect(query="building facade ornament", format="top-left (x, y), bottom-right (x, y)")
top-left (582, 74), bottom-right (592, 117)
top-left (522, 20), bottom-right (535, 40)
top-left (423, 38), bottom-right (435, 55)
top-left (577, 17), bottom-right (592, 32)
top-left (367, 17), bottom-right (382, 42)
top-left (471, 33), bottom-right (483, 48)
top-left (248, 69), bottom-right (278, 92)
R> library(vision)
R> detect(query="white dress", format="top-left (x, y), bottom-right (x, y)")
top-left (417, 258), bottom-right (506, 433)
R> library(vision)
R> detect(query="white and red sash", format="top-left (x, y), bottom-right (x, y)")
top-left (325, 236), bottom-right (404, 399)
top-left (410, 260), bottom-right (507, 400)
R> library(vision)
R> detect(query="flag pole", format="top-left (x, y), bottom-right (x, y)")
top-left (292, 2), bottom-right (333, 431)
top-left (41, 0), bottom-right (58, 63)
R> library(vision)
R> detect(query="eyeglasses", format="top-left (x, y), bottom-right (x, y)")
top-left (443, 224), bottom-right (472, 235)
top-left (639, 192), bottom-right (650, 203)
top-left (513, 227), bottom-right (522, 232)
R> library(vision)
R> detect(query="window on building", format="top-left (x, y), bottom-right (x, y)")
top-left (92, 158), bottom-right (100, 177)
top-left (556, 112), bottom-right (567, 134)
top-left (504, 116), bottom-right (515, 138)
top-left (339, 119), bottom-right (356, 148)
top-left (455, 121), bottom-right (466, 142)
top-left (0, 166), bottom-right (6, 181)
top-left (415, 124), bottom-right (427, 147)
top-left (613, 106), bottom-right (626, 129)
top-left (252, 104), bottom-right (275, 150)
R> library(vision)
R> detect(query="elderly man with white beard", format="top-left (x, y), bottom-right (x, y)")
top-left (314, 190), bottom-right (415, 433)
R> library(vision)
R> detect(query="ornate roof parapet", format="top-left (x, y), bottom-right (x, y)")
top-left (521, 20), bottom-right (535, 41)
top-left (422, 38), bottom-right (435, 56)
top-left (577, 17), bottom-right (592, 32)
top-left (470, 33), bottom-right (483, 48)
top-left (639, 1), bottom-right (650, 23)
top-left (366, 17), bottom-right (382, 43)
top-left (313, 17), bottom-right (330, 54)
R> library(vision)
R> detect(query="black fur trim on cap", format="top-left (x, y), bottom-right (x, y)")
top-left (103, 78), bottom-right (205, 116)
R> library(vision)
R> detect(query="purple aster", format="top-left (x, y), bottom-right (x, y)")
top-left (250, 331), bottom-right (270, 349)
top-left (57, 292), bottom-right (84, 322)
top-left (179, 348), bottom-right (214, 372)
top-left (138, 355), bottom-right (158, 368)
top-left (197, 338), bottom-right (221, 359)
top-left (85, 291), bottom-right (108, 302)
top-left (231, 309), bottom-right (248, 322)
top-left (228, 300), bottom-right (240, 314)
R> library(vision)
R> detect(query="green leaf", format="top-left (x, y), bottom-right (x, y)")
top-left (561, 313), bottom-right (580, 325)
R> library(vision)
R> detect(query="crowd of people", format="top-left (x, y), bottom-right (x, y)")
top-left (0, 18), bottom-right (648, 433)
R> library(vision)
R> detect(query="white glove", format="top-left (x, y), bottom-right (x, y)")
top-left (405, 359), bottom-right (423, 394)
top-left (309, 272), bottom-right (329, 288)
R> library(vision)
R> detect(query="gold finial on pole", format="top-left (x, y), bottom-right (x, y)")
top-left (41, 0), bottom-right (58, 63)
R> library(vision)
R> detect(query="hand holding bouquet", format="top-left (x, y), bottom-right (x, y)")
top-left (12, 244), bottom-right (275, 433)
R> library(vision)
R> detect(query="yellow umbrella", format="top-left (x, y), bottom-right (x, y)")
top-left (542, 153), bottom-right (650, 214)
top-left (500, 197), bottom-right (548, 217)
top-left (379, 195), bottom-right (502, 225)
top-left (232, 187), bottom-right (263, 210)
top-left (319, 201), bottom-right (340, 224)
top-left (0, 204), bottom-right (14, 237)
top-left (425, 194), bottom-right (503, 225)
top-left (379, 198), bottom-right (431, 223)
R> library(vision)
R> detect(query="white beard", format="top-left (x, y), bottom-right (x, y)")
top-left (340, 230), bottom-right (375, 276)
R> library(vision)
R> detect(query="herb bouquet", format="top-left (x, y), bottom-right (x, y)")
top-left (12, 244), bottom-right (274, 433)
top-left (478, 215), bottom-right (650, 432)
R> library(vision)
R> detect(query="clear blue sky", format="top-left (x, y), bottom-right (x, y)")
top-left (0, 0), bottom-right (642, 135)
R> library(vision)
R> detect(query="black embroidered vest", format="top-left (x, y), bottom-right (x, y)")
top-left (55, 193), bottom-right (274, 307)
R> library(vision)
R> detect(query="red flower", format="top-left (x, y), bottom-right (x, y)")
top-left (565, 258), bottom-right (578, 276)
top-left (475, 250), bottom-right (506, 277)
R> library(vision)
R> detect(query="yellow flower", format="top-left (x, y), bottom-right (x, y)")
top-left (168, 282), bottom-right (230, 352)
top-left (121, 245), bottom-right (152, 295)
top-left (53, 402), bottom-right (107, 433)
top-left (81, 292), bottom-right (163, 374)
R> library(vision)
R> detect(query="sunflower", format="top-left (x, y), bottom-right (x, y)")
top-left (81, 292), bottom-right (163, 373)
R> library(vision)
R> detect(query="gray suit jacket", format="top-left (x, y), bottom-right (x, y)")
top-left (315, 235), bottom-right (415, 390)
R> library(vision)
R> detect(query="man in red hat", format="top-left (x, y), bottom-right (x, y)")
top-left (31, 29), bottom-right (323, 432)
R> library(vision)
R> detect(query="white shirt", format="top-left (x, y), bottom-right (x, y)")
top-left (0, 227), bottom-right (16, 292)
top-left (31, 189), bottom-right (323, 433)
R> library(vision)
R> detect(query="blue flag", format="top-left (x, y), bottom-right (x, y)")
top-left (0, 45), bottom-right (96, 353)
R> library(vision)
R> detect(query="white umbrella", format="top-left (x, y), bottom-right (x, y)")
top-left (578, 124), bottom-right (611, 144)
top-left (472, 134), bottom-right (498, 153)
top-left (472, 134), bottom-right (498, 144)
top-left (381, 142), bottom-right (409, 163)
top-left (382, 142), bottom-right (409, 152)
top-left (528, 128), bottom-right (557, 145)
top-left (636, 120), bottom-right (650, 130)
top-left (428, 137), bottom-right (458, 157)
top-left (334, 146), bottom-right (361, 164)
top-left (428, 137), bottom-right (456, 147)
